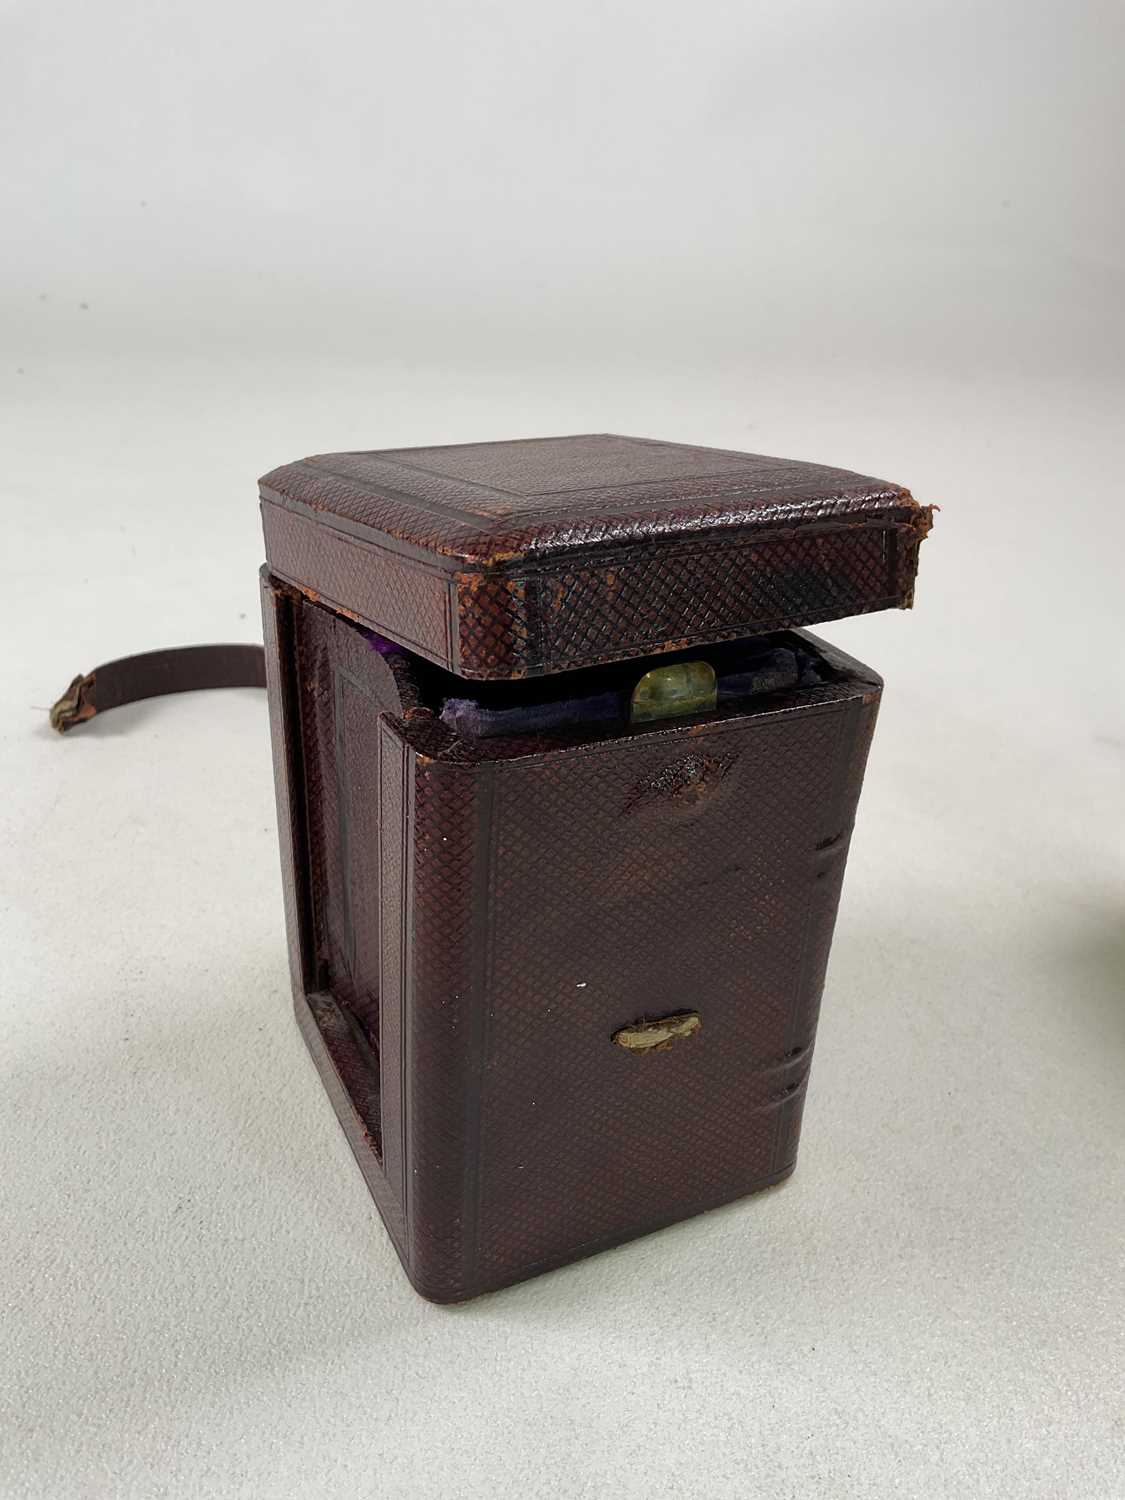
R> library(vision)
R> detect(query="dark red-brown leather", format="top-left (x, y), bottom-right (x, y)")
top-left (265, 577), bottom-right (882, 1301)
top-left (255, 434), bottom-right (930, 1301)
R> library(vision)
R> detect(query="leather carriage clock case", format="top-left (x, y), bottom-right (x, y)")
top-left (53, 433), bottom-right (933, 1303)
top-left (257, 434), bottom-right (932, 1302)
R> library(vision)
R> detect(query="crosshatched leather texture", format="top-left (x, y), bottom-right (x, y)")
top-left (262, 570), bottom-right (884, 1302)
top-left (261, 433), bottom-right (933, 680)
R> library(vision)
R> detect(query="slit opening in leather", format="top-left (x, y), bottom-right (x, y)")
top-left (371, 629), bottom-right (842, 745)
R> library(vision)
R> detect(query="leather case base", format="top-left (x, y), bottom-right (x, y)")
top-left (261, 567), bottom-right (881, 1302)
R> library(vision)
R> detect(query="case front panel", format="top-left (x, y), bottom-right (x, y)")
top-left (453, 693), bottom-right (876, 1292)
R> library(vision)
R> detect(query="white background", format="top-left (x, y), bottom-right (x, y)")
top-left (3, 2), bottom-right (1123, 1497)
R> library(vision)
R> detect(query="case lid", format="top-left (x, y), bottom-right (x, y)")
top-left (260, 433), bottom-right (932, 680)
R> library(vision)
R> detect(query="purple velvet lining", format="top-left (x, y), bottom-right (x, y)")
top-left (363, 630), bottom-right (406, 656)
top-left (441, 691), bottom-right (623, 740)
top-left (440, 646), bottom-right (818, 740)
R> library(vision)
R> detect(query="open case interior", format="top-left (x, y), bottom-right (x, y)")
top-left (367, 624), bottom-right (848, 759)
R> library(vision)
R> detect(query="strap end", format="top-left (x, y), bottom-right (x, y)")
top-left (49, 673), bottom-right (96, 733)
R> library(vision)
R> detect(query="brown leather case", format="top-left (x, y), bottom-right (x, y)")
top-left (259, 434), bottom-right (931, 1302)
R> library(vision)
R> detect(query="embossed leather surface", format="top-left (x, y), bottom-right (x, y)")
top-left (261, 433), bottom-right (932, 679)
top-left (263, 575), bottom-right (882, 1301)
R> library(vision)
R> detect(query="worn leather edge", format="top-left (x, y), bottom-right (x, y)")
top-left (260, 481), bottom-right (930, 570)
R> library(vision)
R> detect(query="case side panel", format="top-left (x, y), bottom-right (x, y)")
top-left (274, 585), bottom-right (414, 1266)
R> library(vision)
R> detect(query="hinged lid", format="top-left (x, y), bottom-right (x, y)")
top-left (260, 433), bottom-right (932, 680)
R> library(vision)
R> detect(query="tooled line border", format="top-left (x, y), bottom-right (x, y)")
top-left (462, 763), bottom-right (499, 1298)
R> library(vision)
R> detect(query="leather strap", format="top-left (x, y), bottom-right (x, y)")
top-left (49, 644), bottom-right (266, 732)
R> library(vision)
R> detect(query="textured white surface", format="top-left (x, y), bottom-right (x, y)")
top-left (2, 357), bottom-right (1123, 1499)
